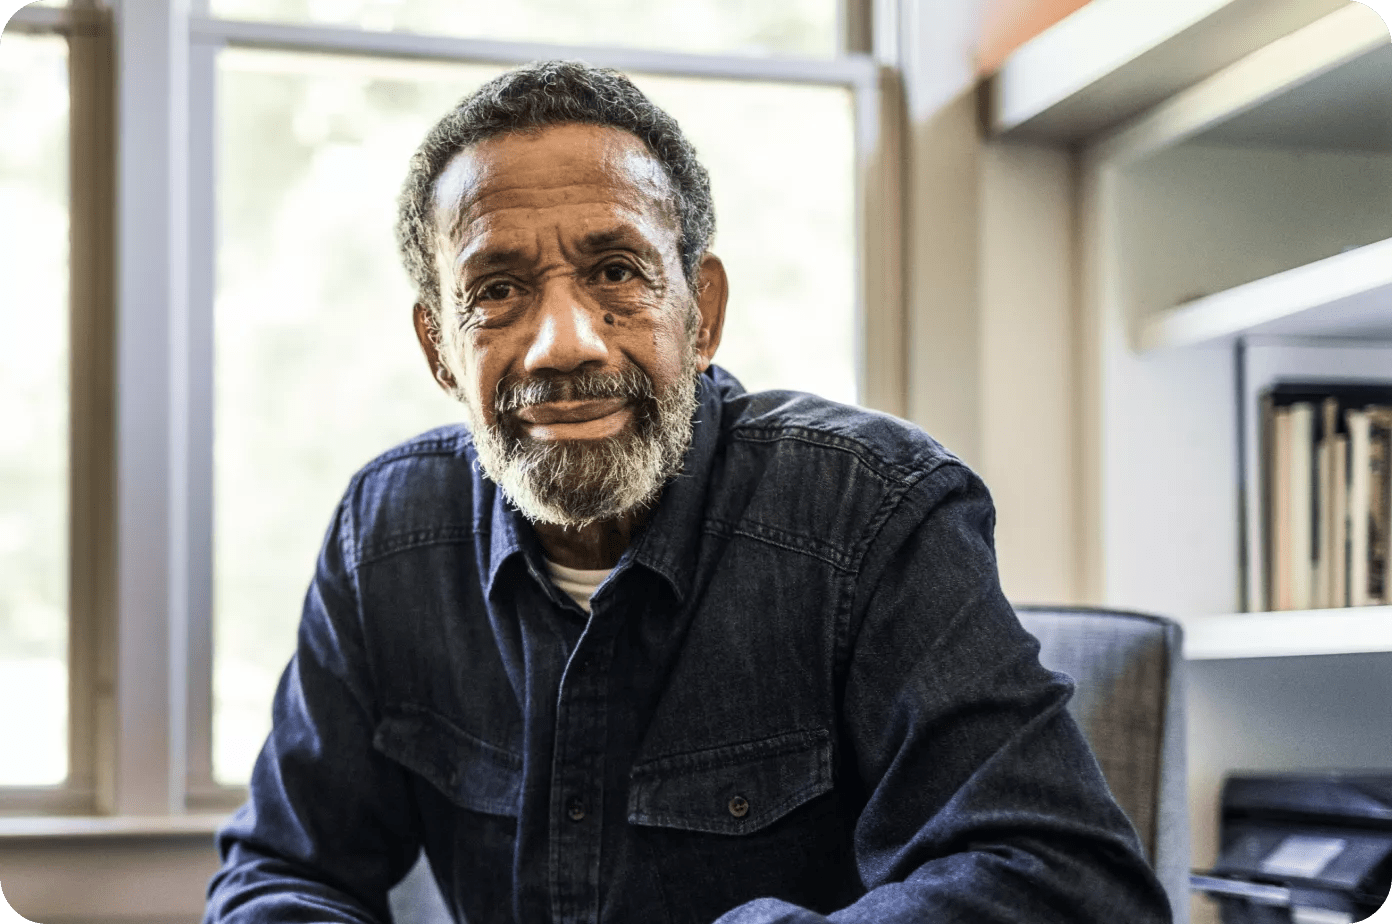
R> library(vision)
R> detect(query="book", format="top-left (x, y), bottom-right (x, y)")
top-left (1332, 433), bottom-right (1348, 608)
top-left (1288, 401), bottom-right (1314, 611)
top-left (1315, 398), bottom-right (1337, 608)
top-left (1272, 405), bottom-right (1292, 611)
top-left (1260, 384), bottom-right (1392, 612)
top-left (1348, 409), bottom-right (1371, 607)
top-left (1372, 408), bottom-right (1392, 606)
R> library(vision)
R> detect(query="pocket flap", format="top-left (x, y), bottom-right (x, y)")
top-left (628, 729), bottom-right (833, 836)
top-left (374, 705), bottom-right (522, 817)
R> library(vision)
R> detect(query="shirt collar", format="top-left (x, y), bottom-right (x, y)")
top-left (627, 369), bottom-right (727, 604)
top-left (481, 468), bottom-right (531, 596)
top-left (479, 368), bottom-right (732, 604)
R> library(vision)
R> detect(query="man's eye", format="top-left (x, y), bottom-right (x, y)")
top-left (477, 281), bottom-right (517, 302)
top-left (599, 263), bottom-right (635, 284)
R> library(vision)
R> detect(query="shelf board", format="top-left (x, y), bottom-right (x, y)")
top-left (1138, 238), bottom-right (1392, 351)
top-left (986, 0), bottom-right (1346, 142)
top-left (1179, 606), bottom-right (1392, 660)
top-left (1087, 3), bottom-right (1390, 164)
top-left (1193, 40), bottom-right (1392, 153)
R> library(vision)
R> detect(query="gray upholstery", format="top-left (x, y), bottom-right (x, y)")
top-left (1017, 605), bottom-right (1190, 924)
top-left (389, 852), bottom-right (452, 924)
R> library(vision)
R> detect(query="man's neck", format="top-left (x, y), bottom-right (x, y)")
top-left (533, 506), bottom-right (653, 570)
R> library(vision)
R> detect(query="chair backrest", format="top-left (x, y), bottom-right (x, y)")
top-left (1015, 605), bottom-right (1189, 924)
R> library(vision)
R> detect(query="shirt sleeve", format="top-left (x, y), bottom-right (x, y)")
top-left (715, 461), bottom-right (1173, 924)
top-left (204, 498), bottom-right (422, 924)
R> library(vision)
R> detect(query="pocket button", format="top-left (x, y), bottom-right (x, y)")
top-left (728, 795), bottom-right (750, 818)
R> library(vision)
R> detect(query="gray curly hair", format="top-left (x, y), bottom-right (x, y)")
top-left (395, 60), bottom-right (716, 324)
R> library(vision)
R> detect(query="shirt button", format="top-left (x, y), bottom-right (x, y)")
top-left (728, 795), bottom-right (750, 818)
top-left (567, 796), bottom-right (586, 822)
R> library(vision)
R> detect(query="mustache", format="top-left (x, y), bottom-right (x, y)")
top-left (494, 366), bottom-right (656, 417)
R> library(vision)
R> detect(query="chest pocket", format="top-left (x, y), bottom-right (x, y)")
top-left (373, 704), bottom-right (522, 817)
top-left (627, 729), bottom-right (833, 835)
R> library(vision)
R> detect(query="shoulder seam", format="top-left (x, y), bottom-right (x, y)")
top-left (728, 424), bottom-right (954, 487)
top-left (338, 426), bottom-right (473, 571)
top-left (834, 460), bottom-right (970, 680)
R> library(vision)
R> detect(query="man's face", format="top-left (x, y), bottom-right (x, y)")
top-left (415, 123), bottom-right (725, 527)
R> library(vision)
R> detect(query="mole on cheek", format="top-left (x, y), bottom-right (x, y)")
top-left (604, 313), bottom-right (616, 325)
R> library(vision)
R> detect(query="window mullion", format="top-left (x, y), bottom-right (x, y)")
top-left (840, 0), bottom-right (873, 56)
top-left (112, 0), bottom-right (192, 816)
top-left (66, 5), bottom-right (117, 815)
top-left (183, 34), bottom-right (224, 808)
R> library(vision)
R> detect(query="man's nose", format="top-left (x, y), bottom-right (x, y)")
top-left (523, 278), bottom-right (609, 374)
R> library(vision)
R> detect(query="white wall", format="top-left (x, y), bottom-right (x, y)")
top-left (904, 0), bottom-right (1083, 605)
top-left (979, 143), bottom-right (1079, 604)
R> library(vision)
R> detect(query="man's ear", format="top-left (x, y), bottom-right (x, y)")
top-left (692, 253), bottom-right (728, 374)
top-left (413, 302), bottom-right (457, 393)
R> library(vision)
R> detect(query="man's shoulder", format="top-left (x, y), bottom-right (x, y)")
top-left (334, 424), bottom-right (484, 552)
top-left (356, 423), bottom-right (476, 472)
top-left (697, 372), bottom-right (978, 558)
top-left (715, 379), bottom-right (961, 488)
top-left (347, 423), bottom-right (477, 490)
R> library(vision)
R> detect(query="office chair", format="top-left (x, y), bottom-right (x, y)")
top-left (1015, 605), bottom-right (1190, 924)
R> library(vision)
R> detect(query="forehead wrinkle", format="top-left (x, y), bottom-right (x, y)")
top-left (454, 202), bottom-right (667, 269)
top-left (436, 142), bottom-right (664, 235)
top-left (444, 183), bottom-right (658, 260)
top-left (432, 125), bottom-right (682, 278)
top-left (458, 242), bottom-right (532, 275)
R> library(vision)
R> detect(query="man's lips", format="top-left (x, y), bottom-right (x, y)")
top-left (513, 398), bottom-right (630, 426)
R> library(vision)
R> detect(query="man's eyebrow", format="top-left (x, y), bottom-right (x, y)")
top-left (458, 245), bottom-right (530, 274)
top-left (578, 227), bottom-right (654, 254)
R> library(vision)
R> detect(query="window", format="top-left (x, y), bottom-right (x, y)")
top-left (0, 0), bottom-right (897, 811)
top-left (213, 51), bottom-right (494, 783)
top-left (0, 31), bottom-right (69, 787)
top-left (208, 0), bottom-right (841, 58)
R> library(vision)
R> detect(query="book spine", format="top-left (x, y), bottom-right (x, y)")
top-left (1316, 398), bottom-right (1337, 608)
top-left (1289, 402), bottom-right (1315, 611)
top-left (1373, 409), bottom-right (1392, 606)
top-left (1273, 406), bottom-right (1292, 611)
top-left (1348, 409), bottom-right (1371, 608)
top-left (1333, 434), bottom-right (1348, 608)
top-left (1260, 393), bottom-right (1275, 613)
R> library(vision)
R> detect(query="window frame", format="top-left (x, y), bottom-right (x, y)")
top-left (0, 0), bottom-right (905, 818)
top-left (2, 1), bottom-right (113, 816)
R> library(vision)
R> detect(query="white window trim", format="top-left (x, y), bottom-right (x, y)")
top-left (1, 0), bottom-right (906, 821)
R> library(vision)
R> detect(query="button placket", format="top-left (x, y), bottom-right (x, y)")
top-left (548, 617), bottom-right (616, 924)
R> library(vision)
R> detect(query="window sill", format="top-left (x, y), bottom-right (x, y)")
top-left (0, 812), bottom-right (230, 841)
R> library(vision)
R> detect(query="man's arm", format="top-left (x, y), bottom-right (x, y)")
top-left (204, 500), bottom-right (422, 924)
top-left (718, 463), bottom-right (1172, 924)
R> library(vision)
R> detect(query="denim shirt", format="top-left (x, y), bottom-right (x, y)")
top-left (206, 366), bottom-right (1171, 924)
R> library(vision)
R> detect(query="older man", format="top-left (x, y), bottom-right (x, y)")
top-left (205, 61), bottom-right (1171, 924)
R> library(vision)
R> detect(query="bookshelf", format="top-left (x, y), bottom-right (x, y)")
top-left (989, 4), bottom-right (1392, 923)
top-left (987, 0), bottom-right (1348, 140)
top-left (1179, 607), bottom-right (1392, 660)
top-left (1139, 237), bottom-right (1392, 351)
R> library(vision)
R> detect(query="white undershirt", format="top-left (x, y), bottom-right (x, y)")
top-left (544, 559), bottom-right (612, 613)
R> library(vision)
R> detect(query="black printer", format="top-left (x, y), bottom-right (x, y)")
top-left (1192, 773), bottom-right (1392, 923)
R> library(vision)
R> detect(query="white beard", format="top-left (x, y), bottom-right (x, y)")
top-left (459, 355), bottom-right (699, 529)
